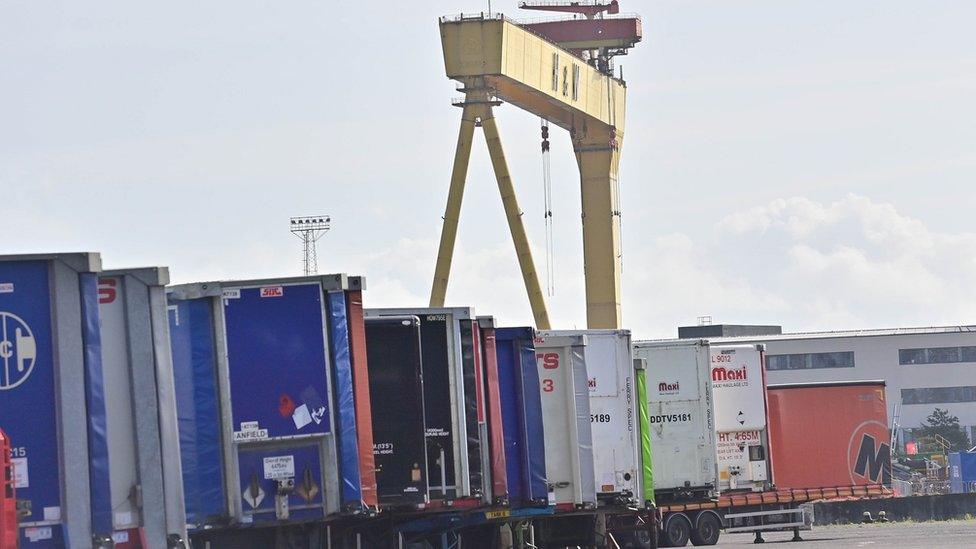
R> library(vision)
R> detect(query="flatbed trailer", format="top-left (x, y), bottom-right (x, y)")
top-left (655, 484), bottom-right (892, 547)
top-left (184, 503), bottom-right (655, 549)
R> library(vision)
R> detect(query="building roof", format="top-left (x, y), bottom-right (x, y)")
top-left (677, 324), bottom-right (782, 339)
top-left (706, 324), bottom-right (976, 343)
top-left (641, 324), bottom-right (976, 344)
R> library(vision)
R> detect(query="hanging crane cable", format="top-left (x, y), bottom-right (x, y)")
top-left (541, 119), bottom-right (555, 296)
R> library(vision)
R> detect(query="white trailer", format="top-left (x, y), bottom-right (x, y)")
top-left (709, 344), bottom-right (770, 493)
top-left (99, 268), bottom-right (187, 546)
top-left (540, 330), bottom-right (640, 505)
top-left (633, 340), bottom-right (716, 502)
top-left (638, 340), bottom-right (801, 547)
top-left (533, 332), bottom-right (597, 509)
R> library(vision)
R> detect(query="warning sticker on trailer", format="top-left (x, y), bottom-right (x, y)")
top-left (12, 457), bottom-right (28, 488)
top-left (263, 455), bottom-right (295, 480)
top-left (0, 283), bottom-right (13, 294)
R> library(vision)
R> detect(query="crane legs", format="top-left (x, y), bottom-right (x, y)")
top-left (429, 97), bottom-right (552, 330)
top-left (574, 127), bottom-right (623, 329)
top-left (429, 105), bottom-right (477, 309)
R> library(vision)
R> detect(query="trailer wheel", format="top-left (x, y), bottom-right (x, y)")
top-left (659, 513), bottom-right (691, 547)
top-left (690, 511), bottom-right (721, 546)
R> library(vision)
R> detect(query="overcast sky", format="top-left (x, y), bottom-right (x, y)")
top-left (3, 1), bottom-right (974, 338)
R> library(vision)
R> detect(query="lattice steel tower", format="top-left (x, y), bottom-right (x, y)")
top-left (290, 215), bottom-right (331, 275)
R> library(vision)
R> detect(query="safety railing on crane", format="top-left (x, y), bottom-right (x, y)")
top-left (515, 12), bottom-right (641, 25)
top-left (1, 429), bottom-right (16, 549)
top-left (438, 12), bottom-right (508, 24)
top-left (522, 0), bottom-right (607, 5)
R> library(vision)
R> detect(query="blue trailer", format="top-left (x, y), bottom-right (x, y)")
top-left (167, 274), bottom-right (370, 535)
top-left (948, 452), bottom-right (976, 494)
top-left (494, 327), bottom-right (548, 508)
top-left (0, 253), bottom-right (112, 548)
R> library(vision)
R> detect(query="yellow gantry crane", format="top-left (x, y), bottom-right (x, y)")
top-left (430, 3), bottom-right (641, 329)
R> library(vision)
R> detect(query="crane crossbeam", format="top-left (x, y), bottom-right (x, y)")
top-left (439, 16), bottom-right (626, 133)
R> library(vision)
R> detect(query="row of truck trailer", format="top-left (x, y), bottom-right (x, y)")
top-left (0, 253), bottom-right (893, 548)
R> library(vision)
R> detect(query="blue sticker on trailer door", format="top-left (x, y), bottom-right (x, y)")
top-left (0, 261), bottom-right (60, 530)
top-left (168, 298), bottom-right (226, 525)
top-left (223, 284), bottom-right (332, 437)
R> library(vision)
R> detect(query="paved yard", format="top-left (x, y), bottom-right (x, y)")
top-left (717, 519), bottom-right (976, 547)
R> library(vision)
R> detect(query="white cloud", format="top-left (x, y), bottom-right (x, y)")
top-left (316, 194), bottom-right (976, 339)
top-left (623, 194), bottom-right (976, 338)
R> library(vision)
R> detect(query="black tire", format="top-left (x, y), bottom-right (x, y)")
top-left (689, 511), bottom-right (721, 546)
top-left (659, 514), bottom-right (692, 547)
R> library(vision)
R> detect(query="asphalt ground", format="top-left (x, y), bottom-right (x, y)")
top-left (716, 519), bottom-right (976, 547)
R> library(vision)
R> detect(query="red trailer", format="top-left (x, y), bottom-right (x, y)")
top-left (1, 429), bottom-right (16, 549)
top-left (767, 380), bottom-right (892, 490)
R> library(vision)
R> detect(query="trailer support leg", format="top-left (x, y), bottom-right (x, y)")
top-left (754, 531), bottom-right (765, 544)
top-left (791, 528), bottom-right (803, 542)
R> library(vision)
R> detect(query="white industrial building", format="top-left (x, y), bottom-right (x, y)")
top-left (675, 324), bottom-right (976, 449)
